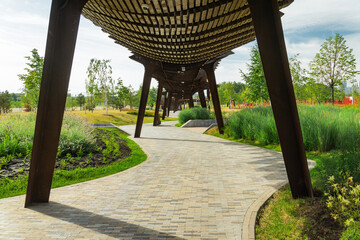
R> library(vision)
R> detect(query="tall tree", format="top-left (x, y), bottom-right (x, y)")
top-left (240, 45), bottom-right (269, 104)
top-left (310, 33), bottom-right (358, 105)
top-left (147, 87), bottom-right (157, 109)
top-left (0, 91), bottom-right (12, 114)
top-left (18, 49), bottom-right (44, 109)
top-left (109, 78), bottom-right (128, 110)
top-left (76, 93), bottom-right (86, 110)
top-left (86, 59), bottom-right (113, 114)
top-left (224, 82), bottom-right (236, 108)
top-left (289, 54), bottom-right (309, 101)
top-left (124, 85), bottom-right (136, 109)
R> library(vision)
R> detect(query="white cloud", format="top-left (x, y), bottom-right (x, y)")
top-left (282, 0), bottom-right (360, 32)
top-left (0, 12), bottom-right (48, 26)
top-left (0, 0), bottom-right (359, 95)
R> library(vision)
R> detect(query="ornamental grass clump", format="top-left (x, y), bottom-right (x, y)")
top-left (226, 105), bottom-right (360, 153)
top-left (0, 113), bottom-right (96, 159)
top-left (178, 107), bottom-right (211, 124)
top-left (226, 107), bottom-right (278, 144)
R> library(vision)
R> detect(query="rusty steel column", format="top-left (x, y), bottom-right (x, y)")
top-left (198, 89), bottom-right (207, 108)
top-left (248, 0), bottom-right (313, 198)
top-left (166, 92), bottom-right (173, 116)
top-left (25, 0), bottom-right (89, 207)
top-left (134, 65), bottom-right (155, 138)
top-left (207, 88), bottom-right (211, 110)
top-left (153, 81), bottom-right (163, 126)
top-left (188, 94), bottom-right (194, 108)
top-left (204, 65), bottom-right (224, 134)
top-left (162, 91), bottom-right (168, 120)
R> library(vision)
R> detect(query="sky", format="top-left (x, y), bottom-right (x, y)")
top-left (0, 0), bottom-right (359, 95)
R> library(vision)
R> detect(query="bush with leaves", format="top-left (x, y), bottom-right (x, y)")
top-left (325, 173), bottom-right (360, 228)
top-left (0, 91), bottom-right (12, 114)
top-left (178, 107), bottom-right (212, 124)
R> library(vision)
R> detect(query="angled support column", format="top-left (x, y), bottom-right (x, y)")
top-left (188, 94), bottom-right (194, 108)
top-left (162, 91), bottom-right (168, 120)
top-left (204, 65), bottom-right (224, 134)
top-left (25, 0), bottom-right (88, 207)
top-left (153, 81), bottom-right (163, 126)
top-left (166, 92), bottom-right (173, 116)
top-left (134, 65), bottom-right (156, 138)
top-left (207, 88), bottom-right (211, 110)
top-left (198, 89), bottom-right (207, 108)
top-left (248, 0), bottom-right (313, 198)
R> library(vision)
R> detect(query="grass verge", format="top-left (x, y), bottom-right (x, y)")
top-left (72, 109), bottom-right (177, 125)
top-left (256, 185), bottom-right (342, 240)
top-left (0, 128), bottom-right (147, 199)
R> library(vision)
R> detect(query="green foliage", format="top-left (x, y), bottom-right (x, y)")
top-left (0, 128), bottom-right (147, 199)
top-left (147, 87), bottom-right (157, 108)
top-left (0, 91), bottom-right (12, 114)
top-left (341, 221), bottom-right (360, 240)
top-left (217, 82), bottom-right (245, 107)
top-left (240, 45), bottom-right (269, 104)
top-left (86, 58), bottom-right (114, 114)
top-left (178, 107), bottom-right (211, 124)
top-left (310, 33), bottom-right (358, 105)
top-left (76, 93), bottom-right (85, 109)
top-left (226, 105), bottom-right (360, 153)
top-left (289, 54), bottom-right (310, 101)
top-left (18, 49), bottom-right (44, 109)
top-left (65, 94), bottom-right (77, 111)
top-left (108, 78), bottom-right (128, 110)
top-left (226, 107), bottom-right (278, 144)
top-left (312, 150), bottom-right (360, 188)
top-left (325, 174), bottom-right (360, 227)
top-left (0, 113), bottom-right (96, 158)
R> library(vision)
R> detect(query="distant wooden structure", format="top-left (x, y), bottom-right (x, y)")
top-left (25, 0), bottom-right (313, 207)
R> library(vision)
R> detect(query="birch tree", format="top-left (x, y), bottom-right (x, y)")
top-left (310, 33), bottom-right (358, 105)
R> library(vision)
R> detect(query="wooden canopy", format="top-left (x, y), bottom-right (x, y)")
top-left (82, 0), bottom-right (292, 65)
top-left (25, 0), bottom-right (313, 208)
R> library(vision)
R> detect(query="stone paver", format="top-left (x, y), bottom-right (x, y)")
top-left (0, 121), bottom-right (293, 239)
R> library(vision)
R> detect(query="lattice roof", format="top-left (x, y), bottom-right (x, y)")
top-left (82, 0), bottom-right (293, 65)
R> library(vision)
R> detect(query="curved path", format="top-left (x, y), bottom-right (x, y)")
top-left (0, 121), bottom-right (296, 240)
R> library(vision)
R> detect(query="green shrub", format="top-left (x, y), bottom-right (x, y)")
top-left (341, 221), bottom-right (360, 240)
top-left (178, 108), bottom-right (211, 124)
top-left (325, 173), bottom-right (360, 228)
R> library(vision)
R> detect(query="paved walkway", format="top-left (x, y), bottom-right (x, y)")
top-left (0, 121), bottom-right (293, 240)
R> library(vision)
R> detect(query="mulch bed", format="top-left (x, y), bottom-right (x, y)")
top-left (300, 189), bottom-right (343, 240)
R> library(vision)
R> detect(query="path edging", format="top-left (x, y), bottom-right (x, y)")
top-left (242, 160), bottom-right (316, 240)
top-left (241, 181), bottom-right (287, 240)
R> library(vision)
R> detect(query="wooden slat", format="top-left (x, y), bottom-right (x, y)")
top-left (83, 0), bottom-right (293, 65)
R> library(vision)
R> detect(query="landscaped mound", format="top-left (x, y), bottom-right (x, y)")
top-left (0, 113), bottom-right (147, 199)
top-left (0, 113), bottom-right (96, 161)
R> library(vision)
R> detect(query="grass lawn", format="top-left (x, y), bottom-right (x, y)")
top-left (71, 109), bottom-right (177, 125)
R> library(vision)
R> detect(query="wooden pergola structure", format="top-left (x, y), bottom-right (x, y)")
top-left (25, 0), bottom-right (313, 207)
